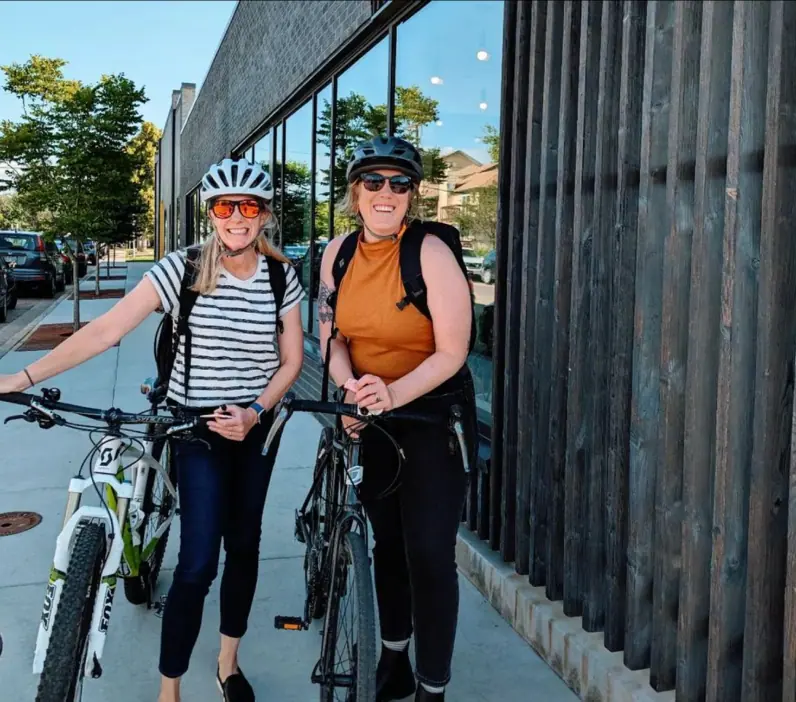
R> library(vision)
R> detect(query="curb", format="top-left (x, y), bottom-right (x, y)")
top-left (454, 529), bottom-right (675, 702)
top-left (0, 288), bottom-right (74, 360)
top-left (0, 264), bottom-right (129, 360)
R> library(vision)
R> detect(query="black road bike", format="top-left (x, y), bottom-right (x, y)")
top-left (267, 390), bottom-right (470, 702)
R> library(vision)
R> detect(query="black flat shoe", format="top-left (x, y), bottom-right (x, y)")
top-left (376, 645), bottom-right (416, 701)
top-left (217, 665), bottom-right (255, 702)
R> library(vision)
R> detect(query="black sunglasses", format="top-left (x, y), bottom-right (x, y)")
top-left (360, 173), bottom-right (414, 194)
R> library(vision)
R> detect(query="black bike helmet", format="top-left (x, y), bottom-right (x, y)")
top-left (346, 135), bottom-right (424, 184)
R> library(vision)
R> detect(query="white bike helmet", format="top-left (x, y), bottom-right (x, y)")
top-left (200, 157), bottom-right (274, 203)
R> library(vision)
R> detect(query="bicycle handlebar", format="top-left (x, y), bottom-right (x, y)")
top-left (263, 391), bottom-right (470, 474)
top-left (0, 388), bottom-right (202, 435)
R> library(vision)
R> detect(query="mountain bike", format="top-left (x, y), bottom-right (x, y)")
top-left (0, 380), bottom-right (206, 702)
top-left (267, 390), bottom-right (470, 702)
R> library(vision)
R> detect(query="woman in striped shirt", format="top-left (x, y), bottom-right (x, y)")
top-left (0, 157), bottom-right (305, 702)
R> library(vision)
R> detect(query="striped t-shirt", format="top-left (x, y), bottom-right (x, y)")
top-left (145, 250), bottom-right (304, 408)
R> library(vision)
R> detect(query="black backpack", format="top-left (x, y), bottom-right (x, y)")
top-left (153, 246), bottom-right (287, 401)
top-left (321, 219), bottom-right (477, 399)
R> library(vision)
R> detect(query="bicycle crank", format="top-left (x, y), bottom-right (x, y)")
top-left (274, 615), bottom-right (307, 631)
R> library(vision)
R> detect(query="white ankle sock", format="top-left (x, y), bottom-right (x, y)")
top-left (421, 682), bottom-right (445, 693)
top-left (382, 638), bottom-right (410, 651)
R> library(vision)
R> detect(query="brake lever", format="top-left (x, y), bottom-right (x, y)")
top-left (4, 412), bottom-right (35, 425)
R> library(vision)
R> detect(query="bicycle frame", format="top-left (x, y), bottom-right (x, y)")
top-left (32, 430), bottom-right (177, 678)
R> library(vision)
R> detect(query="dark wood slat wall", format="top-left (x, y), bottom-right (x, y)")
top-left (626, 0), bottom-right (673, 670)
top-left (484, 0), bottom-right (518, 544)
top-left (564, 0), bottom-right (601, 618)
top-left (678, 1), bottom-right (733, 699)
top-left (604, 0), bottom-right (646, 654)
top-left (462, 0), bottom-right (796, 698)
top-left (584, 0), bottom-right (621, 634)
top-left (546, 0), bottom-right (582, 605)
top-left (651, 0), bottom-right (702, 691)
top-left (497, 0), bottom-right (532, 557)
top-left (528, 0), bottom-right (563, 588)
top-left (744, 0), bottom-right (794, 697)
top-left (507, 0), bottom-right (534, 571)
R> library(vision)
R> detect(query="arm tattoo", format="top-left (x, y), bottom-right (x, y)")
top-left (318, 280), bottom-right (334, 324)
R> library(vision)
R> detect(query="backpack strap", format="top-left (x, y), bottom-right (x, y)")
top-left (174, 246), bottom-right (202, 405)
top-left (321, 231), bottom-right (360, 402)
top-left (396, 220), bottom-right (478, 352)
top-left (396, 223), bottom-right (429, 317)
top-left (329, 231), bottom-right (360, 309)
top-left (266, 256), bottom-right (287, 334)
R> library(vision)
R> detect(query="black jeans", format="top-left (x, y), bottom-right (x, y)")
top-left (158, 411), bottom-right (279, 678)
top-left (359, 368), bottom-right (478, 688)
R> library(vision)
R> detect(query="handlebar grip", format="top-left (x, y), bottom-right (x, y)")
top-left (0, 392), bottom-right (33, 407)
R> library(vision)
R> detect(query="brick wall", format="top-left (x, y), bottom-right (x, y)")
top-left (180, 0), bottom-right (372, 199)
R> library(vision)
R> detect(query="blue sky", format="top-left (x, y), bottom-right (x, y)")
top-left (0, 0), bottom-right (237, 129)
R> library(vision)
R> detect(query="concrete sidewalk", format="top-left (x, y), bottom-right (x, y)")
top-left (0, 259), bottom-right (576, 701)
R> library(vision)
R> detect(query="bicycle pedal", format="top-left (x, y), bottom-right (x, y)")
top-left (274, 615), bottom-right (306, 631)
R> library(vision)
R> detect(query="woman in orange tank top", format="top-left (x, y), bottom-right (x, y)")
top-left (317, 136), bottom-right (478, 702)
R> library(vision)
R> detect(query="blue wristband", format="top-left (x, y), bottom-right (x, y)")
top-left (249, 401), bottom-right (265, 423)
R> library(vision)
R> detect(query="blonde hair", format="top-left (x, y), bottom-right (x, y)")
top-left (336, 180), bottom-right (423, 225)
top-left (191, 205), bottom-right (289, 295)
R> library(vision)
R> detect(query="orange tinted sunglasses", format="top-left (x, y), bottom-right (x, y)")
top-left (210, 199), bottom-right (264, 219)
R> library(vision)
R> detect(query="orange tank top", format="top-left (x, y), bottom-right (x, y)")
top-left (335, 228), bottom-right (435, 385)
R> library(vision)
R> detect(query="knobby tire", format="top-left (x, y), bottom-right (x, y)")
top-left (35, 521), bottom-right (106, 702)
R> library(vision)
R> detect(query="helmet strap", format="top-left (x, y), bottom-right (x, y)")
top-left (215, 232), bottom-right (257, 258)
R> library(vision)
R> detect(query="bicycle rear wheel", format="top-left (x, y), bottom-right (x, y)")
top-left (35, 521), bottom-right (106, 702)
top-left (319, 529), bottom-right (376, 702)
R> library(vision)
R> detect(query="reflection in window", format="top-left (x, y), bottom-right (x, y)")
top-left (308, 84), bottom-right (333, 339)
top-left (273, 123), bottom-right (283, 245)
top-left (283, 101), bottom-right (313, 332)
top-left (396, 0), bottom-right (504, 421)
top-left (254, 131), bottom-right (271, 178)
top-left (322, 36), bottom-right (389, 236)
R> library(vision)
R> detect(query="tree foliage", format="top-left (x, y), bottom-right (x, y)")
top-left (0, 55), bottom-right (147, 249)
top-left (316, 84), bottom-right (449, 206)
top-left (127, 121), bottom-right (161, 242)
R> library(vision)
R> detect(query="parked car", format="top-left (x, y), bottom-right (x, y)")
top-left (461, 246), bottom-right (485, 280)
top-left (55, 237), bottom-right (88, 280)
top-left (0, 257), bottom-right (18, 322)
top-left (83, 240), bottom-right (98, 265)
top-left (0, 230), bottom-right (66, 298)
top-left (481, 249), bottom-right (496, 284)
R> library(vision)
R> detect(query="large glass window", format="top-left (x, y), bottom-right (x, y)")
top-left (328, 36), bottom-right (389, 236)
top-left (306, 83), bottom-right (333, 338)
top-left (273, 123), bottom-right (283, 245)
top-left (395, 1), bottom-right (504, 421)
top-left (283, 100), bottom-right (313, 332)
top-left (254, 131), bottom-right (271, 178)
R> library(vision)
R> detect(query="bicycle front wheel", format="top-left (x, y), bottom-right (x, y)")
top-left (320, 530), bottom-right (376, 702)
top-left (36, 521), bottom-right (106, 702)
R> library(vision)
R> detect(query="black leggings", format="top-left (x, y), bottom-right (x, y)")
top-left (359, 370), bottom-right (478, 688)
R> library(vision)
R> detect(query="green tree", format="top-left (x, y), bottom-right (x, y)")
top-left (316, 85), bottom-right (449, 216)
top-left (0, 192), bottom-right (34, 229)
top-left (449, 183), bottom-right (498, 251)
top-left (128, 121), bottom-right (161, 244)
top-left (482, 124), bottom-right (500, 163)
top-left (0, 55), bottom-right (146, 330)
top-left (276, 160), bottom-right (312, 246)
